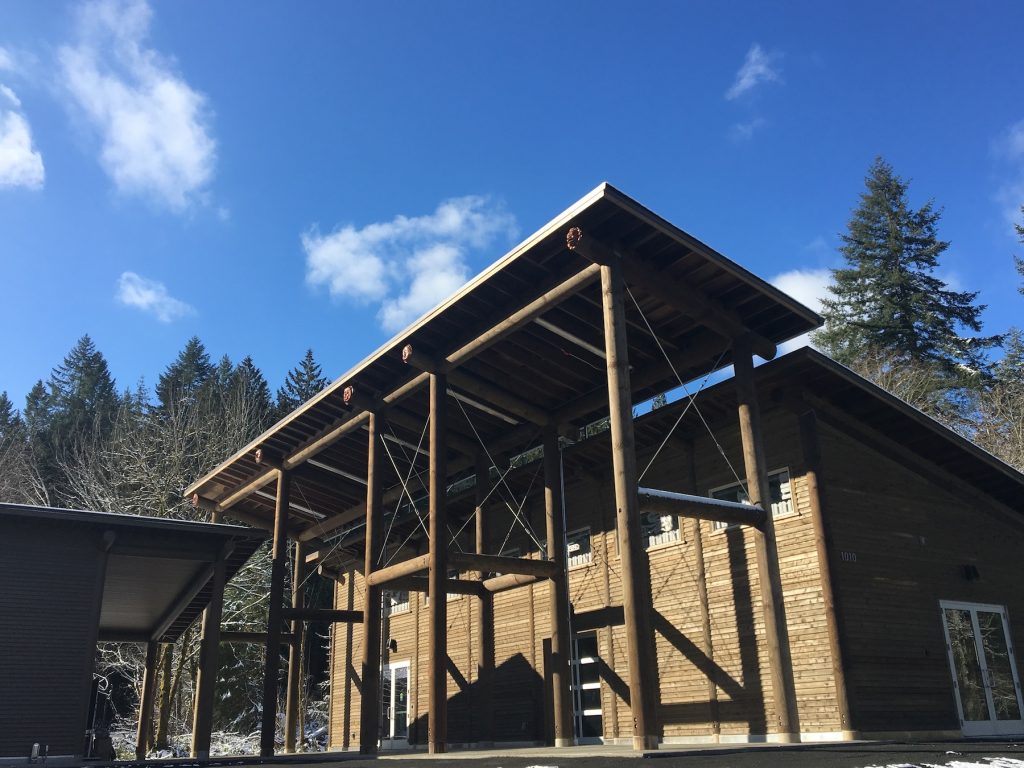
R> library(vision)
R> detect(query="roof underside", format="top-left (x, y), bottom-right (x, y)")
top-left (186, 183), bottom-right (821, 541)
top-left (1, 505), bottom-right (267, 643)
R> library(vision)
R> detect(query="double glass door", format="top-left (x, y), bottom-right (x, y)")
top-left (380, 662), bottom-right (409, 748)
top-left (940, 601), bottom-right (1024, 736)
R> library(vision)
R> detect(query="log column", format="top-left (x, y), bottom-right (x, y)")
top-left (135, 641), bottom-right (158, 759)
top-left (191, 549), bottom-right (227, 758)
top-left (359, 412), bottom-right (385, 754)
top-left (732, 336), bottom-right (796, 741)
top-left (428, 373), bottom-right (449, 754)
top-left (260, 470), bottom-right (291, 756)
top-left (544, 427), bottom-right (574, 747)
top-left (285, 540), bottom-right (307, 753)
top-left (474, 453), bottom-right (495, 747)
top-left (599, 256), bottom-right (659, 750)
top-left (797, 409), bottom-right (857, 740)
top-left (686, 441), bottom-right (720, 741)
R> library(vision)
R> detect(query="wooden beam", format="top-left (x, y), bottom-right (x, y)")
top-left (284, 540), bottom-right (306, 754)
top-left (190, 547), bottom-right (228, 758)
top-left (551, 333), bottom-right (731, 428)
top-left (365, 553), bottom-right (431, 586)
top-left (544, 427), bottom-right (573, 747)
top-left (481, 572), bottom-right (548, 593)
top-left (359, 412), bottom-right (384, 756)
top-left (403, 345), bottom-right (552, 427)
top-left (295, 421), bottom-right (545, 544)
top-left (448, 551), bottom-right (559, 579)
top-left (600, 255), bottom-right (660, 751)
top-left (280, 607), bottom-right (364, 623)
top-left (441, 263), bottom-right (603, 370)
top-left (733, 336), bottom-right (796, 741)
top-left (797, 409), bottom-right (858, 740)
top-left (685, 440), bottom-right (720, 739)
top-left (136, 642), bottom-right (158, 759)
top-left (150, 561), bottom-right (217, 642)
top-left (260, 471), bottom-right (291, 757)
top-left (388, 575), bottom-right (485, 597)
top-left (475, 453), bottom-right (495, 747)
top-left (566, 226), bottom-right (776, 360)
top-left (428, 372), bottom-right (448, 754)
top-left (637, 487), bottom-right (766, 528)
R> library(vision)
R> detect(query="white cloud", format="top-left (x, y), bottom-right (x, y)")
top-left (770, 268), bottom-right (833, 354)
top-left (116, 271), bottom-right (195, 322)
top-left (58, 0), bottom-right (216, 211)
top-left (0, 47), bottom-right (13, 72)
top-left (730, 117), bottom-right (766, 141)
top-left (726, 44), bottom-right (782, 100)
top-left (0, 77), bottom-right (44, 190)
top-left (994, 119), bottom-right (1024, 228)
top-left (304, 196), bottom-right (518, 333)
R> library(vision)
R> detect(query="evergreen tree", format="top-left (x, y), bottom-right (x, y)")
top-left (23, 380), bottom-right (51, 439)
top-left (814, 158), bottom-right (1000, 373)
top-left (48, 334), bottom-right (119, 440)
top-left (276, 349), bottom-right (329, 417)
top-left (157, 337), bottom-right (214, 412)
top-left (230, 356), bottom-right (274, 434)
top-left (0, 391), bottom-right (20, 438)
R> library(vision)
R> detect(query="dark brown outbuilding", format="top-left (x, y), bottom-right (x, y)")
top-left (0, 505), bottom-right (267, 760)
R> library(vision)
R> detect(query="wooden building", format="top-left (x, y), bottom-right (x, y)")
top-left (326, 348), bottom-right (1024, 746)
top-left (0, 505), bottom-right (267, 761)
top-left (184, 184), bottom-right (1024, 754)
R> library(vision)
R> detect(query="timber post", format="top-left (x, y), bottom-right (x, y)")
top-left (428, 372), bottom-right (449, 753)
top-left (686, 441), bottom-right (720, 741)
top-left (135, 641), bottom-right (158, 759)
top-left (359, 412), bottom-right (385, 754)
top-left (732, 335), bottom-right (797, 741)
top-left (598, 252), bottom-right (660, 750)
top-left (191, 546), bottom-right (228, 758)
top-left (260, 470), bottom-right (290, 756)
top-left (544, 427), bottom-right (574, 747)
top-left (797, 408), bottom-right (857, 740)
top-left (284, 540), bottom-right (307, 753)
top-left (474, 453), bottom-right (495, 747)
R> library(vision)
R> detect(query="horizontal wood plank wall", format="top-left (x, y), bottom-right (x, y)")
top-left (818, 422), bottom-right (1024, 734)
top-left (329, 407), bottom-right (854, 748)
top-left (0, 521), bottom-right (107, 758)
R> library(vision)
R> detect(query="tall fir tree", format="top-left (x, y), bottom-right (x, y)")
top-left (276, 348), bottom-right (329, 417)
top-left (157, 336), bottom-right (214, 412)
top-left (230, 356), bottom-right (274, 434)
top-left (813, 158), bottom-right (1000, 374)
top-left (0, 391), bottom-right (20, 438)
top-left (48, 334), bottom-right (119, 440)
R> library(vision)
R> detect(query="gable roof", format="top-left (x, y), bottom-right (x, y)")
top-left (185, 183), bottom-right (821, 537)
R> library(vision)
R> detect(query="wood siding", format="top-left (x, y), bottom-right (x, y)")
top-left (328, 405), bottom-right (1024, 746)
top-left (0, 519), bottom-right (106, 758)
top-left (819, 421), bottom-right (1024, 734)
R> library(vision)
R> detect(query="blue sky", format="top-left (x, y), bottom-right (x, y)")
top-left (2, 1), bottom-right (1023, 407)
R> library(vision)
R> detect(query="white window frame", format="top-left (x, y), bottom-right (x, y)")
top-left (566, 527), bottom-right (592, 569)
top-left (383, 589), bottom-right (409, 616)
top-left (708, 467), bottom-right (794, 531)
top-left (640, 509), bottom-right (681, 549)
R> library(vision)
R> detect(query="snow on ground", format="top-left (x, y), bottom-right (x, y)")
top-left (864, 758), bottom-right (1024, 768)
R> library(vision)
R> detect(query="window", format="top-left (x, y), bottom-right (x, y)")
top-left (640, 510), bottom-right (681, 549)
top-left (566, 528), bottom-right (592, 568)
top-left (383, 590), bottom-right (409, 616)
top-left (709, 469), bottom-right (794, 531)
